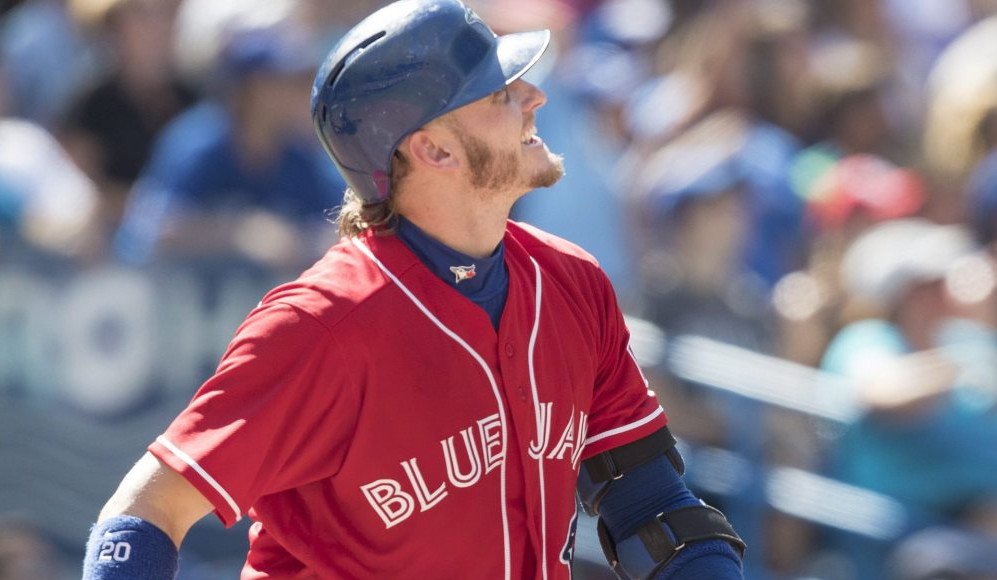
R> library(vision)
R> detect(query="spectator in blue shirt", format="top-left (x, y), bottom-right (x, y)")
top-left (114, 23), bottom-right (345, 267)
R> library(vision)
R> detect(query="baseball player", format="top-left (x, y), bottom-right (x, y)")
top-left (82, 0), bottom-right (745, 578)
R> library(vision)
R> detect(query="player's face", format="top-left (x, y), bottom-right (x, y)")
top-left (448, 79), bottom-right (564, 196)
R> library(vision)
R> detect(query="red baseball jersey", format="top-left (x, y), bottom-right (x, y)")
top-left (149, 221), bottom-right (668, 579)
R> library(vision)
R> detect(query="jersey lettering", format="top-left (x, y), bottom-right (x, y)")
top-left (401, 458), bottom-right (448, 511)
top-left (528, 402), bottom-right (554, 459)
top-left (360, 479), bottom-right (416, 528)
top-left (442, 427), bottom-right (482, 487)
top-left (571, 412), bottom-right (588, 469)
top-left (543, 409), bottom-right (588, 469)
top-left (360, 406), bottom-right (589, 529)
top-left (477, 414), bottom-right (504, 473)
top-left (547, 409), bottom-right (577, 462)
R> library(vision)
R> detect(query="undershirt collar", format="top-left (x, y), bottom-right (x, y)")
top-left (395, 216), bottom-right (509, 328)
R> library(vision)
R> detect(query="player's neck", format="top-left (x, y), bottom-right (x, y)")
top-left (398, 208), bottom-right (508, 258)
top-left (395, 184), bottom-right (513, 258)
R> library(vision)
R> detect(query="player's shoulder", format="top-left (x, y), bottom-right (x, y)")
top-left (506, 220), bottom-right (601, 268)
top-left (256, 236), bottom-right (391, 332)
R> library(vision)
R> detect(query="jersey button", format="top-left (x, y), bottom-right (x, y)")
top-left (518, 385), bottom-right (527, 401)
top-left (504, 343), bottom-right (515, 357)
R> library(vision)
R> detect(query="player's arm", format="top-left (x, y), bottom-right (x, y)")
top-left (578, 426), bottom-right (746, 579)
top-left (82, 452), bottom-right (214, 579)
top-left (577, 262), bottom-right (745, 576)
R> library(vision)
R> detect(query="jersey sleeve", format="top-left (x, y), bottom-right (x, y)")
top-left (582, 269), bottom-right (668, 459)
top-left (148, 302), bottom-right (359, 527)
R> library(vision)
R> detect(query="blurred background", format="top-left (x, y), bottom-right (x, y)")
top-left (2, 0), bottom-right (997, 578)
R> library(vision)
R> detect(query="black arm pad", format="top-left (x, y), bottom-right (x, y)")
top-left (577, 426), bottom-right (683, 516)
top-left (598, 503), bottom-right (746, 579)
top-left (584, 426), bottom-right (682, 483)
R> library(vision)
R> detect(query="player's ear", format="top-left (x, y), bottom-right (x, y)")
top-left (404, 129), bottom-right (459, 170)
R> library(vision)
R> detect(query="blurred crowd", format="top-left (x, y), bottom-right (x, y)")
top-left (3, 0), bottom-right (997, 578)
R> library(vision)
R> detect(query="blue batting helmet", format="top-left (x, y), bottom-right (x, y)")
top-left (310, 0), bottom-right (550, 203)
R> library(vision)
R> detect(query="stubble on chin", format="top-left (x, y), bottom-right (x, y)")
top-left (531, 150), bottom-right (565, 189)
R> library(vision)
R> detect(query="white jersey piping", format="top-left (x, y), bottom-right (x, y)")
top-left (155, 435), bottom-right (242, 523)
top-left (350, 237), bottom-right (512, 580)
top-left (525, 256), bottom-right (548, 580)
top-left (582, 406), bottom-right (665, 447)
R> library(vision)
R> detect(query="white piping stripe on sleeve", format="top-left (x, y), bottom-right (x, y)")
top-left (583, 406), bottom-right (665, 446)
top-left (351, 238), bottom-right (512, 580)
top-left (525, 257), bottom-right (548, 580)
top-left (156, 435), bottom-right (242, 523)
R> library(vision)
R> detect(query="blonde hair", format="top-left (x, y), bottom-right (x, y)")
top-left (334, 189), bottom-right (396, 237)
top-left (334, 152), bottom-right (410, 238)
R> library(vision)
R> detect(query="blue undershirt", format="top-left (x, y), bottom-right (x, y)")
top-left (395, 216), bottom-right (740, 578)
top-left (395, 216), bottom-right (508, 329)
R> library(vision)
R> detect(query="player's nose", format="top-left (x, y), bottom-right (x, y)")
top-left (512, 79), bottom-right (547, 113)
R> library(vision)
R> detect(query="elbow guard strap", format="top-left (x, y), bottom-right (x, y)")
top-left (598, 503), bottom-right (746, 579)
top-left (578, 426), bottom-right (683, 516)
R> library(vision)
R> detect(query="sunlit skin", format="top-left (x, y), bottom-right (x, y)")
top-left (447, 81), bottom-right (565, 195)
top-left (392, 78), bottom-right (565, 258)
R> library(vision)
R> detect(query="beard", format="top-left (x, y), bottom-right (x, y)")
top-left (458, 131), bottom-right (565, 193)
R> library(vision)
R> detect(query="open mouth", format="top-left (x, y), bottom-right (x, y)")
top-left (521, 127), bottom-right (542, 147)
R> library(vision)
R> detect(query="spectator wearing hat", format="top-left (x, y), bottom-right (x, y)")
top-left (635, 110), bottom-right (775, 356)
top-left (629, 111), bottom-right (776, 482)
top-left (789, 38), bottom-right (899, 218)
top-left (622, 1), bottom-right (810, 289)
top-left (113, 23), bottom-right (345, 267)
top-left (819, 218), bottom-right (997, 577)
top-left (59, 0), bottom-right (196, 248)
top-left (773, 154), bottom-right (926, 366)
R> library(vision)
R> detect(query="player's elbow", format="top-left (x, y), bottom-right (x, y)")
top-left (99, 452), bottom-right (214, 548)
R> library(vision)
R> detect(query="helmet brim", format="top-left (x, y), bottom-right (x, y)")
top-left (496, 29), bottom-right (551, 85)
top-left (447, 29), bottom-right (551, 113)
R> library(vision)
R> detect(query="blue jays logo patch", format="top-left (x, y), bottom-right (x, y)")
top-left (449, 264), bottom-right (477, 284)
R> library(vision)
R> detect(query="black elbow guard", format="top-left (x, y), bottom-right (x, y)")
top-left (599, 503), bottom-right (746, 579)
top-left (577, 426), bottom-right (684, 516)
top-left (576, 426), bottom-right (746, 578)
